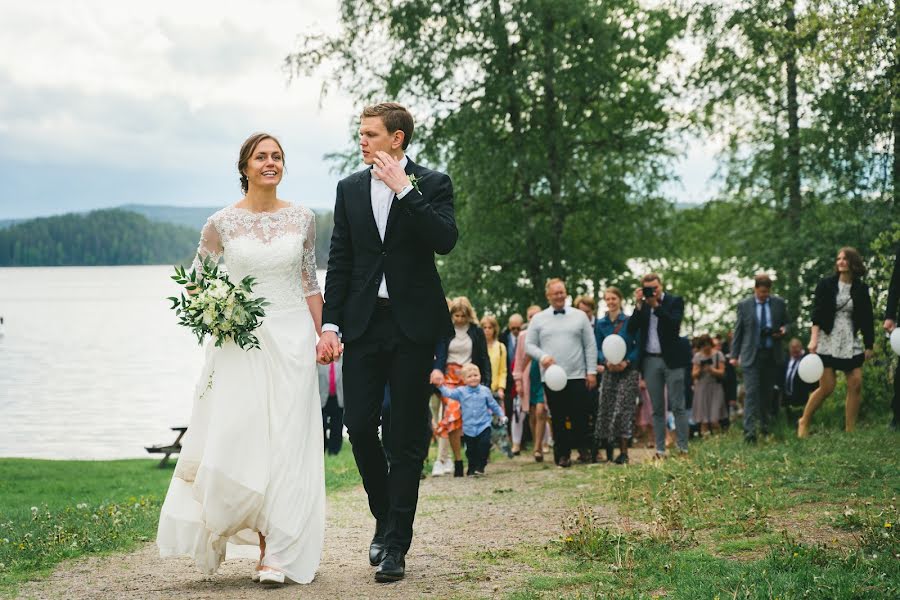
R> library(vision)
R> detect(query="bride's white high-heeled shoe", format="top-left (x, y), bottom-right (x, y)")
top-left (258, 568), bottom-right (286, 584)
top-left (251, 564), bottom-right (261, 582)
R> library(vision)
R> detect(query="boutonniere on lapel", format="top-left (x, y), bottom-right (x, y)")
top-left (408, 174), bottom-right (422, 195)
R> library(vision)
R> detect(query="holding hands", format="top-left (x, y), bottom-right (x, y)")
top-left (372, 151), bottom-right (412, 194)
top-left (316, 331), bottom-right (342, 365)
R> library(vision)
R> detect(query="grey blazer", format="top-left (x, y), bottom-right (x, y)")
top-left (317, 355), bottom-right (344, 409)
top-left (732, 295), bottom-right (790, 368)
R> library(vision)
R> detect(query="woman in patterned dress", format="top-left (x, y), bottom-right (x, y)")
top-left (594, 287), bottom-right (640, 464)
top-left (798, 247), bottom-right (875, 437)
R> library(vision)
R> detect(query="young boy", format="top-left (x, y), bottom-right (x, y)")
top-left (438, 363), bottom-right (507, 476)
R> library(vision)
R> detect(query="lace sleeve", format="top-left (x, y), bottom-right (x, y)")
top-left (190, 217), bottom-right (224, 273)
top-left (301, 210), bottom-right (321, 297)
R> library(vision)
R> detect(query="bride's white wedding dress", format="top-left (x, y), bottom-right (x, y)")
top-left (157, 203), bottom-right (324, 583)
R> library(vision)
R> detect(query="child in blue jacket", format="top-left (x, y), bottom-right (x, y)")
top-left (439, 363), bottom-right (507, 476)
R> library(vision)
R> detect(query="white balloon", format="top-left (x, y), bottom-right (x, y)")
top-left (798, 353), bottom-right (824, 384)
top-left (891, 328), bottom-right (900, 356)
top-left (544, 364), bottom-right (568, 391)
top-left (602, 334), bottom-right (627, 365)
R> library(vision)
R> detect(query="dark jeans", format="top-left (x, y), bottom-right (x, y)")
top-left (463, 426), bottom-right (492, 474)
top-left (322, 395), bottom-right (344, 455)
top-left (544, 378), bottom-right (588, 464)
top-left (342, 305), bottom-right (434, 555)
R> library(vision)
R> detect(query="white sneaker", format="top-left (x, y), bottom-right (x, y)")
top-left (431, 460), bottom-right (444, 477)
top-left (441, 458), bottom-right (454, 475)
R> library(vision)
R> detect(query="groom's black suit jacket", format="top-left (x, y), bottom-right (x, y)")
top-left (323, 157), bottom-right (457, 345)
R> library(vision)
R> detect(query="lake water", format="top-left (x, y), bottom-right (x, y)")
top-left (0, 266), bottom-right (326, 460)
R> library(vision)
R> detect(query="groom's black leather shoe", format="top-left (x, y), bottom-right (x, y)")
top-left (369, 538), bottom-right (387, 567)
top-left (374, 550), bottom-right (405, 583)
top-left (369, 521), bottom-right (388, 566)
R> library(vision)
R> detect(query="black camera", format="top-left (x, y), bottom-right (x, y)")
top-left (760, 326), bottom-right (774, 338)
top-left (642, 286), bottom-right (656, 298)
top-left (700, 358), bottom-right (713, 366)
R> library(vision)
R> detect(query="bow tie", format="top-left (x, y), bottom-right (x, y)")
top-left (553, 309), bottom-right (565, 315)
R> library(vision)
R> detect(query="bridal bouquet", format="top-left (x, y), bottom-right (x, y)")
top-left (168, 257), bottom-right (269, 350)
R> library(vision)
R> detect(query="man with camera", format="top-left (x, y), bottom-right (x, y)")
top-left (731, 274), bottom-right (790, 443)
top-left (627, 273), bottom-right (691, 457)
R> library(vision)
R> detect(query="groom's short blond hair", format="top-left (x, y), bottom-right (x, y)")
top-left (361, 103), bottom-right (414, 150)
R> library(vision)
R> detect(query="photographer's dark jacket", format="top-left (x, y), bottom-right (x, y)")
top-left (627, 293), bottom-right (690, 370)
top-left (732, 295), bottom-right (790, 368)
top-left (811, 274), bottom-right (875, 350)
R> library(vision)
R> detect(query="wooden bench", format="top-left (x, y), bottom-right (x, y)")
top-left (145, 426), bottom-right (187, 467)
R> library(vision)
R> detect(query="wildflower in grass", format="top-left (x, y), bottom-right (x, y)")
top-left (885, 522), bottom-right (892, 528)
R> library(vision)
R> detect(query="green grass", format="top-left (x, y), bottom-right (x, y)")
top-left (509, 424), bottom-right (900, 599)
top-left (0, 447), bottom-right (360, 596)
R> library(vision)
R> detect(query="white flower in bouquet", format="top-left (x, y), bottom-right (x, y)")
top-left (168, 256), bottom-right (270, 350)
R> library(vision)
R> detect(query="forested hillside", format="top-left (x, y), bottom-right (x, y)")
top-left (0, 210), bottom-right (198, 266)
top-left (0, 207), bottom-right (335, 268)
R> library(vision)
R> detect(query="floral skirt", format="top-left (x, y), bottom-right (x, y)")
top-left (434, 363), bottom-right (463, 437)
top-left (595, 368), bottom-right (639, 441)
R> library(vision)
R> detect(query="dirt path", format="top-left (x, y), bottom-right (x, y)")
top-left (17, 451), bottom-right (653, 600)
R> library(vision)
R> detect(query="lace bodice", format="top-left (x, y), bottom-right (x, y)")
top-left (192, 204), bottom-right (320, 312)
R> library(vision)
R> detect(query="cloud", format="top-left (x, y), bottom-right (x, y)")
top-left (0, 0), bottom-right (358, 219)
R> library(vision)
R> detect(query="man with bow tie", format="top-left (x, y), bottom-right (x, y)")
top-left (525, 278), bottom-right (598, 468)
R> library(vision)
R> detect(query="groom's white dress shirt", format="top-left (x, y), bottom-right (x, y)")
top-left (322, 155), bottom-right (413, 336)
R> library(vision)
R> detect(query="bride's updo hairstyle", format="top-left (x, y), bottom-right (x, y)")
top-left (237, 132), bottom-right (286, 194)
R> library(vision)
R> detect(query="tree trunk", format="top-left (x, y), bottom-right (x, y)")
top-left (893, 0), bottom-right (899, 209)
top-left (541, 11), bottom-right (564, 279)
top-left (784, 0), bottom-right (803, 325)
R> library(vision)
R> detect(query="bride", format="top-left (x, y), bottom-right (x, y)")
top-left (156, 133), bottom-right (325, 584)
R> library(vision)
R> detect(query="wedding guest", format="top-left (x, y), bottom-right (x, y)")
top-left (499, 313), bottom-right (524, 437)
top-left (780, 338), bottom-right (818, 424)
top-left (798, 247), bottom-right (875, 437)
top-left (627, 273), bottom-right (691, 457)
top-left (481, 315), bottom-right (507, 410)
top-left (433, 297), bottom-right (491, 475)
top-left (575, 295), bottom-right (598, 328)
top-left (731, 274), bottom-right (790, 443)
top-left (594, 287), bottom-right (640, 464)
top-left (514, 305), bottom-right (550, 461)
top-left (884, 245), bottom-right (900, 431)
top-left (575, 295), bottom-right (600, 459)
top-left (635, 380), bottom-right (654, 448)
top-left (717, 331), bottom-right (738, 430)
top-left (526, 279), bottom-right (598, 468)
top-left (318, 355), bottom-right (344, 455)
top-left (429, 299), bottom-right (453, 477)
top-left (438, 363), bottom-right (507, 476)
top-left (691, 335), bottom-right (726, 435)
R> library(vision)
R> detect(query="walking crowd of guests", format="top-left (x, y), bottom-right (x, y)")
top-left (319, 245), bottom-right (900, 474)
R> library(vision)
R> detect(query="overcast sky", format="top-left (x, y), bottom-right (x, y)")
top-left (0, 0), bottom-right (719, 220)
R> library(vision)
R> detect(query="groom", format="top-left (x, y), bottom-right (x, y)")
top-left (317, 102), bottom-right (457, 582)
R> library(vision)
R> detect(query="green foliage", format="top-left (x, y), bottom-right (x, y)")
top-left (511, 425), bottom-right (900, 598)
top-left (0, 208), bottom-right (335, 269)
top-left (688, 0), bottom-right (896, 335)
top-left (0, 209), bottom-right (199, 267)
top-left (0, 450), bottom-right (360, 595)
top-left (289, 0), bottom-right (688, 316)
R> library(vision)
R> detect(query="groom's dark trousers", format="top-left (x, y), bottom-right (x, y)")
top-left (343, 303), bottom-right (434, 554)
top-left (324, 157), bottom-right (457, 555)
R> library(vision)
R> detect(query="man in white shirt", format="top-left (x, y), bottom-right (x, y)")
top-left (526, 279), bottom-right (598, 468)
